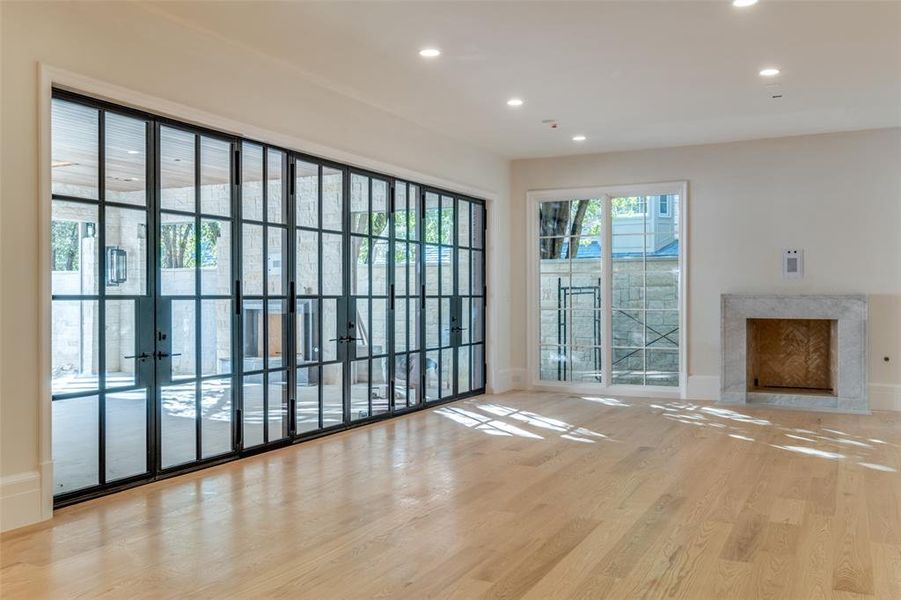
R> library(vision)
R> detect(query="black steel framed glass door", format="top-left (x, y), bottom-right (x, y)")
top-left (51, 90), bottom-right (487, 507)
top-left (156, 125), bottom-right (238, 469)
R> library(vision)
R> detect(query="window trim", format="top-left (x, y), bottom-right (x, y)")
top-left (526, 182), bottom-right (688, 398)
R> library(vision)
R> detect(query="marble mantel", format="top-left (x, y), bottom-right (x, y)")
top-left (720, 294), bottom-right (868, 413)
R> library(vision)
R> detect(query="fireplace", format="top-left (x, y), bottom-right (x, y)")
top-left (746, 318), bottom-right (837, 395)
top-left (721, 295), bottom-right (867, 413)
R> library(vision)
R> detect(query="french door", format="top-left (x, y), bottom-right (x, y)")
top-left (50, 90), bottom-right (487, 505)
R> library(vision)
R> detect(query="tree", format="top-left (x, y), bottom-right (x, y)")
top-left (51, 220), bottom-right (80, 271)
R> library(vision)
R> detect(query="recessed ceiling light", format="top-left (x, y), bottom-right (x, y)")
top-left (419, 48), bottom-right (440, 58)
top-left (572, 135), bottom-right (587, 142)
top-left (759, 67), bottom-right (780, 77)
top-left (506, 98), bottom-right (524, 107)
top-left (732, 0), bottom-right (758, 7)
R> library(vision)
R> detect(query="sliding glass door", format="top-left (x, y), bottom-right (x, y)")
top-left (50, 90), bottom-right (488, 505)
top-left (536, 190), bottom-right (682, 388)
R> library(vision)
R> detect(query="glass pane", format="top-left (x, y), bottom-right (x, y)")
top-left (355, 299), bottom-right (369, 358)
top-left (322, 298), bottom-right (338, 362)
top-left (457, 199), bottom-right (470, 247)
top-left (425, 298), bottom-right (439, 349)
top-left (322, 166), bottom-right (343, 231)
top-left (105, 389), bottom-right (147, 481)
top-left (295, 160), bottom-right (318, 228)
top-left (425, 350), bottom-right (439, 401)
top-left (242, 299), bottom-right (264, 371)
top-left (458, 346), bottom-right (471, 395)
top-left (440, 246), bottom-right (453, 296)
top-left (52, 300), bottom-right (99, 395)
top-left (372, 180), bottom-right (389, 237)
top-left (647, 349), bottom-right (679, 387)
top-left (350, 174), bottom-right (369, 235)
top-left (296, 229), bottom-right (319, 296)
top-left (105, 299), bottom-right (136, 388)
top-left (461, 297), bottom-right (471, 345)
top-left (322, 233), bottom-right (343, 296)
top-left (160, 212), bottom-right (195, 296)
top-left (539, 273), bottom-right (567, 309)
top-left (371, 357), bottom-right (389, 416)
top-left (472, 204), bottom-right (484, 249)
top-left (394, 183), bottom-right (408, 240)
top-left (105, 112), bottom-right (146, 206)
top-left (613, 310), bottom-right (644, 347)
top-left (201, 299), bottom-right (231, 376)
top-left (350, 359), bottom-right (369, 420)
top-left (52, 99), bottom-right (99, 199)
top-left (159, 127), bottom-right (195, 212)
top-left (646, 311), bottom-right (680, 348)
top-left (440, 348), bottom-right (454, 398)
top-left (104, 206), bottom-right (147, 296)
top-left (612, 348), bottom-right (645, 385)
top-left (322, 363), bottom-right (343, 426)
top-left (351, 236), bottom-right (369, 296)
top-left (472, 300), bottom-right (484, 343)
top-left (425, 245), bottom-right (439, 295)
top-left (200, 219), bottom-right (231, 295)
top-left (267, 149), bottom-right (285, 223)
top-left (408, 352), bottom-right (421, 405)
top-left (472, 251), bottom-right (484, 294)
top-left (410, 299), bottom-right (421, 351)
top-left (200, 137), bottom-right (231, 216)
top-left (611, 196), bottom-right (648, 230)
top-left (267, 227), bottom-right (287, 296)
top-left (171, 300), bottom-right (196, 381)
top-left (161, 382), bottom-right (196, 468)
top-left (395, 242), bottom-right (408, 297)
top-left (242, 143), bottom-right (263, 221)
top-left (201, 378), bottom-right (232, 457)
top-left (267, 300), bottom-right (287, 369)
top-left (371, 298), bottom-right (387, 356)
top-left (440, 196), bottom-right (454, 245)
top-left (296, 298), bottom-right (320, 364)
top-left (241, 223), bottom-right (263, 296)
top-left (539, 201), bottom-right (571, 237)
top-left (645, 267), bottom-right (679, 310)
top-left (52, 200), bottom-right (98, 295)
top-left (268, 370), bottom-right (288, 441)
top-left (570, 199), bottom-right (603, 236)
top-left (408, 184), bottom-right (420, 241)
top-left (571, 347), bottom-right (603, 383)
top-left (52, 395), bottom-right (99, 493)
top-left (425, 193), bottom-right (440, 244)
top-left (296, 366), bottom-right (320, 434)
top-left (458, 249), bottom-right (470, 295)
top-left (440, 298), bottom-right (451, 347)
top-left (242, 373), bottom-right (264, 447)
top-left (372, 239), bottom-right (388, 297)
top-left (540, 236), bottom-right (570, 261)
top-left (540, 345), bottom-right (568, 382)
top-left (472, 344), bottom-right (484, 389)
top-left (570, 310), bottom-right (602, 347)
top-left (395, 301), bottom-right (407, 353)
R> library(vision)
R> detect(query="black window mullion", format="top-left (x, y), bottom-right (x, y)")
top-left (261, 147), bottom-right (269, 443)
top-left (194, 134), bottom-right (202, 461)
top-left (97, 109), bottom-right (107, 486)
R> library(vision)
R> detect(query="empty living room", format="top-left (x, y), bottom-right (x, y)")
top-left (1, 1), bottom-right (900, 598)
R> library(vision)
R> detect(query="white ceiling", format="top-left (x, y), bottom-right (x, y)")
top-left (148, 1), bottom-right (901, 159)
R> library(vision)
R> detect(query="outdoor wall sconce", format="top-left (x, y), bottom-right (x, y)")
top-left (106, 246), bottom-right (128, 286)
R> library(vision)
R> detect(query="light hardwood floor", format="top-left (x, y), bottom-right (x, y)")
top-left (2, 391), bottom-right (900, 599)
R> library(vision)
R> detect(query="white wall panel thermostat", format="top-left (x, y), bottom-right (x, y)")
top-left (782, 248), bottom-right (803, 279)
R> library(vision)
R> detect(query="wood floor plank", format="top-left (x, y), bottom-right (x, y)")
top-left (2, 391), bottom-right (900, 599)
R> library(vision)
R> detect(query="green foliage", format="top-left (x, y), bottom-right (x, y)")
top-left (51, 220), bottom-right (80, 271)
top-left (161, 221), bottom-right (221, 269)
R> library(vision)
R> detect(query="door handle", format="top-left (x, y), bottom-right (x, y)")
top-left (155, 351), bottom-right (182, 359)
top-left (124, 352), bottom-right (153, 361)
top-left (450, 327), bottom-right (465, 332)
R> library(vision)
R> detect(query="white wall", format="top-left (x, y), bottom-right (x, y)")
top-left (0, 1), bottom-right (513, 531)
top-left (511, 129), bottom-right (901, 402)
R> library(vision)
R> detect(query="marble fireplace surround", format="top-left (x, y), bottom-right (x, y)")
top-left (721, 294), bottom-right (868, 413)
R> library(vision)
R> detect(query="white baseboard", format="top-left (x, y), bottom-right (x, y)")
top-left (870, 383), bottom-right (901, 411)
top-left (1, 463), bottom-right (51, 532)
top-left (685, 375), bottom-right (721, 402)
